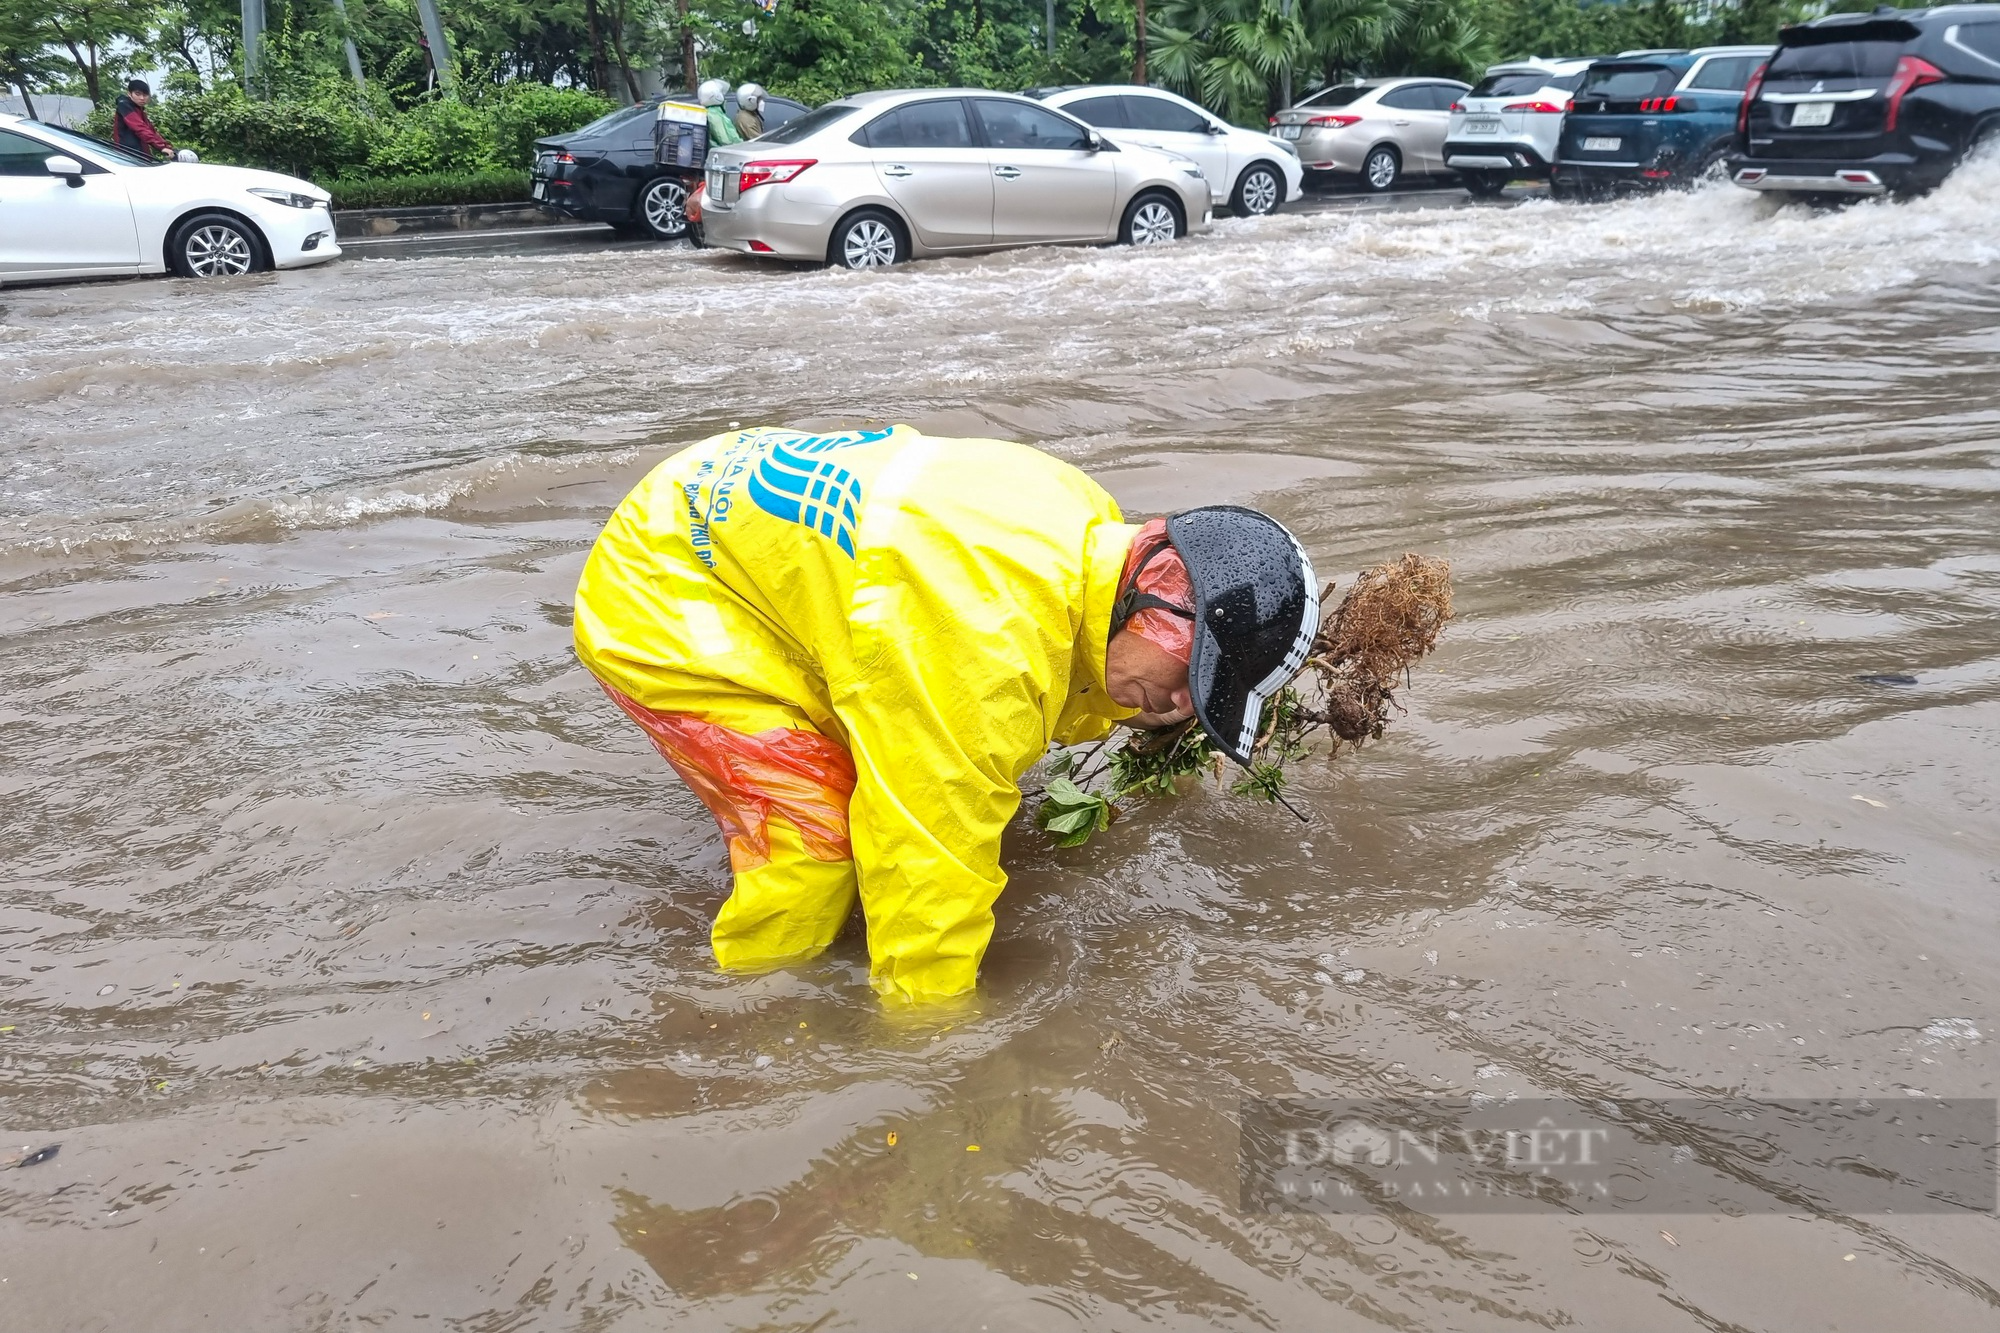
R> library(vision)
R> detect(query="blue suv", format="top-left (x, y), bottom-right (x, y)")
top-left (1554, 46), bottom-right (1772, 196)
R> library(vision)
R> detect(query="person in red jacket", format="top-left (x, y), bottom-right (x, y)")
top-left (112, 80), bottom-right (174, 160)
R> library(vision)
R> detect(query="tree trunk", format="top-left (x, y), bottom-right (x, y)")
top-left (679, 0), bottom-right (696, 91)
top-left (16, 81), bottom-right (37, 120)
top-left (1131, 0), bottom-right (1146, 84)
top-left (583, 0), bottom-right (612, 95)
top-left (48, 21), bottom-right (103, 105)
top-left (607, 0), bottom-right (642, 102)
top-left (173, 30), bottom-right (208, 92)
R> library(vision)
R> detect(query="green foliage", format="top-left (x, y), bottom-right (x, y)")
top-left (142, 80), bottom-right (607, 182)
top-left (155, 82), bottom-right (379, 178)
top-left (1041, 690), bottom-right (1309, 849)
top-left (1106, 723), bottom-right (1218, 797)
top-left (1476, 0), bottom-right (1814, 64)
top-left (699, 0), bottom-right (926, 105)
top-left (1035, 777), bottom-right (1114, 848)
top-left (324, 167), bottom-right (531, 207)
top-left (486, 82), bottom-right (613, 165)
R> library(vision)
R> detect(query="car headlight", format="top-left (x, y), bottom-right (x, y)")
top-left (1267, 136), bottom-right (1300, 158)
top-left (1176, 162), bottom-right (1205, 180)
top-left (249, 187), bottom-right (323, 209)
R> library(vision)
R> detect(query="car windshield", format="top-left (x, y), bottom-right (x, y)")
top-left (1577, 64), bottom-right (1676, 100)
top-left (1768, 37), bottom-right (1907, 81)
top-left (1296, 84), bottom-right (1368, 108)
top-left (573, 104), bottom-right (654, 137)
top-left (35, 121), bottom-right (160, 166)
top-left (756, 103), bottom-right (855, 145)
top-left (1468, 71), bottom-right (1558, 98)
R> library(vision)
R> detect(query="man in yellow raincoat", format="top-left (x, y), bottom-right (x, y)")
top-left (574, 425), bottom-right (1317, 1002)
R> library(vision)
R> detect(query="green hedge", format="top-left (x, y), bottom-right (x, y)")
top-left (326, 169), bottom-right (532, 210)
top-left (148, 83), bottom-right (611, 183)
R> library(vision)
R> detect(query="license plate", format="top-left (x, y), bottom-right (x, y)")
top-left (1277, 125), bottom-right (1302, 140)
top-left (1583, 136), bottom-right (1621, 152)
top-left (531, 181), bottom-right (545, 200)
top-left (1791, 101), bottom-right (1834, 128)
top-left (1466, 117), bottom-right (1501, 134)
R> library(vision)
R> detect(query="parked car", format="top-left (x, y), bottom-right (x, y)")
top-left (1444, 57), bottom-right (1596, 195)
top-left (698, 90), bottom-right (1212, 268)
top-left (531, 90), bottom-right (810, 240)
top-left (1554, 46), bottom-right (1772, 196)
top-left (1730, 6), bottom-right (2000, 199)
top-left (1026, 84), bottom-right (1303, 215)
top-left (1268, 77), bottom-right (1472, 191)
top-left (0, 112), bottom-right (337, 285)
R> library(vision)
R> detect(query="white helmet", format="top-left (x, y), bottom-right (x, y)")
top-left (737, 82), bottom-right (766, 111)
top-left (697, 78), bottom-right (730, 107)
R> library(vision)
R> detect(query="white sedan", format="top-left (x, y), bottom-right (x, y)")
top-left (0, 111), bottom-right (340, 286)
top-left (1029, 85), bottom-right (1305, 216)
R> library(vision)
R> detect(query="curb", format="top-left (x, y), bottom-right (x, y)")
top-left (332, 200), bottom-right (571, 240)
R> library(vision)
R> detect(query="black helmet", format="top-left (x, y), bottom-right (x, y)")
top-left (1165, 506), bottom-right (1318, 766)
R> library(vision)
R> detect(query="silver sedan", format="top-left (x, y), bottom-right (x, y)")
top-left (699, 89), bottom-right (1213, 268)
top-left (1269, 77), bottom-right (1471, 192)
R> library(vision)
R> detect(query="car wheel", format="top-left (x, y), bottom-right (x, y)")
top-left (1120, 192), bottom-right (1182, 246)
top-left (1362, 146), bottom-right (1400, 192)
top-left (167, 212), bottom-right (263, 278)
top-left (830, 209), bottom-right (906, 269)
top-left (636, 176), bottom-right (690, 240)
top-left (1462, 170), bottom-right (1509, 198)
top-left (1232, 163), bottom-right (1283, 216)
top-left (1685, 147), bottom-right (1730, 189)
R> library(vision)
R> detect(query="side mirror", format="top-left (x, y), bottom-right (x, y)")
top-left (175, 148), bottom-right (199, 163)
top-left (45, 154), bottom-right (86, 186)
top-left (1206, 122), bottom-right (1227, 134)
top-left (1086, 129), bottom-right (1103, 151)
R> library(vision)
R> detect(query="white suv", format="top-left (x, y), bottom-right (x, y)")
top-left (1444, 58), bottom-right (1596, 196)
top-left (1029, 85), bottom-right (1304, 216)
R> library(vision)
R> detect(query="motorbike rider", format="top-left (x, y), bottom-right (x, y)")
top-left (112, 80), bottom-right (175, 161)
top-left (698, 78), bottom-right (743, 149)
top-left (734, 82), bottom-right (767, 140)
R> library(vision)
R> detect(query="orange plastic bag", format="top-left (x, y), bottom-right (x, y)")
top-left (1119, 516), bottom-right (1194, 664)
top-left (601, 685), bottom-right (856, 871)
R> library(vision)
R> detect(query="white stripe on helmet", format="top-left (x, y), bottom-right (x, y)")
top-left (1233, 532), bottom-right (1319, 759)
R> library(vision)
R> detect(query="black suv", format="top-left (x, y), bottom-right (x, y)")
top-left (531, 91), bottom-right (809, 239)
top-left (1730, 4), bottom-right (2000, 198)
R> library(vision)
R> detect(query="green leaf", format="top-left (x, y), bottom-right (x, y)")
top-left (1044, 776), bottom-right (1089, 806)
top-left (1044, 808), bottom-right (1096, 835)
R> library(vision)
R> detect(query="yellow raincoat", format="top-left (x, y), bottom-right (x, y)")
top-left (574, 425), bottom-right (1139, 1002)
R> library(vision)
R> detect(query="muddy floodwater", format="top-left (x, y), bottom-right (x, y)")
top-left (4, 168), bottom-right (1999, 1331)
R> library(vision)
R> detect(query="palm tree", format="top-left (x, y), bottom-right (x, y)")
top-left (1149, 0), bottom-right (1484, 123)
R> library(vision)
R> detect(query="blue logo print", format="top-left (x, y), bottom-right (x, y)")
top-left (744, 429), bottom-right (889, 559)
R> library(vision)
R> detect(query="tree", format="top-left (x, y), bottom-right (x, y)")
top-left (33, 0), bottom-right (159, 106)
top-left (0, 0), bottom-right (64, 113)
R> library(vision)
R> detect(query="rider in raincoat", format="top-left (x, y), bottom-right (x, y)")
top-left (697, 78), bottom-right (742, 150)
top-left (574, 426), bottom-right (1317, 1002)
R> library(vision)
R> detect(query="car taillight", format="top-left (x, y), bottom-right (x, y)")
top-left (1449, 101), bottom-right (1463, 112)
top-left (1502, 100), bottom-right (1568, 114)
top-left (1737, 61), bottom-right (1767, 136)
top-left (554, 151), bottom-right (575, 165)
top-left (1637, 95), bottom-right (1680, 113)
top-left (1884, 55), bottom-right (1945, 132)
top-left (737, 159), bottom-right (815, 191)
top-left (1307, 114), bottom-right (1362, 128)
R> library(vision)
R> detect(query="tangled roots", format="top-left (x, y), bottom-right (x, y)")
top-left (1301, 554), bottom-right (1453, 749)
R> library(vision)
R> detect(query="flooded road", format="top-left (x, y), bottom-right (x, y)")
top-left (3, 165), bottom-right (1999, 1331)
